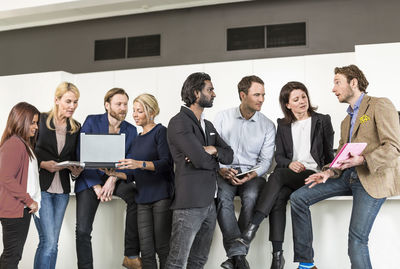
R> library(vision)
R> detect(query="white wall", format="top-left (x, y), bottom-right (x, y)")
top-left (0, 42), bottom-right (400, 269)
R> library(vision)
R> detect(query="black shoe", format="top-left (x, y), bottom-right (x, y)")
top-left (270, 250), bottom-right (285, 269)
top-left (235, 223), bottom-right (259, 248)
top-left (233, 255), bottom-right (250, 269)
top-left (221, 258), bottom-right (235, 269)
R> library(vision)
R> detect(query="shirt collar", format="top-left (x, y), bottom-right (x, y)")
top-left (346, 92), bottom-right (365, 116)
top-left (235, 106), bottom-right (258, 122)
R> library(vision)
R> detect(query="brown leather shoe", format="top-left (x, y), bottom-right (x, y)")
top-left (122, 256), bottom-right (142, 269)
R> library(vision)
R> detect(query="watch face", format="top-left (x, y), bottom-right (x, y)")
top-left (142, 161), bottom-right (146, 168)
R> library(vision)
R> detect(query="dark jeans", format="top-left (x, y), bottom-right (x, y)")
top-left (0, 208), bottom-right (31, 269)
top-left (290, 168), bottom-right (386, 269)
top-left (75, 180), bottom-right (139, 269)
top-left (255, 168), bottom-right (315, 242)
top-left (138, 198), bottom-right (172, 269)
top-left (165, 202), bottom-right (217, 269)
top-left (216, 175), bottom-right (265, 257)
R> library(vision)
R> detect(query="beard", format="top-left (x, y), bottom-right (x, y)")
top-left (198, 92), bottom-right (214, 108)
top-left (109, 108), bottom-right (127, 121)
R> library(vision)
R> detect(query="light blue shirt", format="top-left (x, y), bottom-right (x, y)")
top-left (346, 93), bottom-right (365, 142)
top-left (213, 107), bottom-right (276, 176)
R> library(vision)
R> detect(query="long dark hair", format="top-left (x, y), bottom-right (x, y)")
top-left (0, 102), bottom-right (40, 159)
top-left (279, 81), bottom-right (317, 124)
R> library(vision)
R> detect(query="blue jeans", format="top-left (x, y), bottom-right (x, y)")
top-left (165, 202), bottom-right (217, 269)
top-left (34, 191), bottom-right (69, 269)
top-left (290, 168), bottom-right (386, 269)
top-left (217, 175), bottom-right (265, 257)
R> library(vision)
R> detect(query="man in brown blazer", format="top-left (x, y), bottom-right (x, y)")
top-left (290, 64), bottom-right (400, 269)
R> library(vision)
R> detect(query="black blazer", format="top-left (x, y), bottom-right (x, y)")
top-left (35, 113), bottom-right (81, 194)
top-left (275, 112), bottom-right (335, 169)
top-left (167, 106), bottom-right (234, 209)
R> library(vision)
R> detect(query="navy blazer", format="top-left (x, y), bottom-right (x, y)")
top-left (275, 112), bottom-right (335, 169)
top-left (35, 113), bottom-right (80, 194)
top-left (167, 106), bottom-right (234, 209)
top-left (74, 113), bottom-right (137, 193)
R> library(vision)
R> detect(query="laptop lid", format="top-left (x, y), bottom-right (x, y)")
top-left (80, 133), bottom-right (125, 168)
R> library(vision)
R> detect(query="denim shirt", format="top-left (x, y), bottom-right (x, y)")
top-left (346, 93), bottom-right (365, 142)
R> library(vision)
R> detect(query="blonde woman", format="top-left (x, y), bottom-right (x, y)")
top-left (33, 82), bottom-right (82, 269)
top-left (118, 94), bottom-right (174, 269)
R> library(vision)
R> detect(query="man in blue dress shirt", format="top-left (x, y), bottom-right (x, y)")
top-left (74, 88), bottom-right (141, 269)
top-left (214, 75), bottom-right (276, 269)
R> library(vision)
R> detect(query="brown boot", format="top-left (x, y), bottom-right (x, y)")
top-left (122, 256), bottom-right (142, 269)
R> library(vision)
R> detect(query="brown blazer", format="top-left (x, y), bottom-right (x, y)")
top-left (330, 95), bottom-right (400, 198)
top-left (0, 136), bottom-right (34, 218)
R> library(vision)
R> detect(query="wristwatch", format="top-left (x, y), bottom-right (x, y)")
top-left (142, 161), bottom-right (146, 169)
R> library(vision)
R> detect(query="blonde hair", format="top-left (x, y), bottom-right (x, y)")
top-left (133, 93), bottom-right (160, 122)
top-left (46, 82), bottom-right (80, 134)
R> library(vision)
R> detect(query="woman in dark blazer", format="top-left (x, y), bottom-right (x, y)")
top-left (236, 81), bottom-right (335, 269)
top-left (0, 102), bottom-right (40, 269)
top-left (33, 82), bottom-right (82, 269)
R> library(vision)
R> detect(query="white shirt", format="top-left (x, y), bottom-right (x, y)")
top-left (214, 107), bottom-right (276, 176)
top-left (27, 149), bottom-right (41, 216)
top-left (291, 117), bottom-right (319, 172)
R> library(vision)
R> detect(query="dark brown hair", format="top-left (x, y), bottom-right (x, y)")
top-left (334, 64), bottom-right (369, 92)
top-left (279, 81), bottom-right (317, 123)
top-left (237, 75), bottom-right (264, 101)
top-left (104, 88), bottom-right (129, 111)
top-left (0, 102), bottom-right (40, 159)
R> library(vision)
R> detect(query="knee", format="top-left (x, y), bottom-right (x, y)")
top-left (217, 190), bottom-right (235, 207)
top-left (290, 189), bottom-right (307, 208)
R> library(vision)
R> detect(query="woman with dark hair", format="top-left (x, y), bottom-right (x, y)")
top-left (33, 82), bottom-right (82, 269)
top-left (0, 102), bottom-right (41, 269)
top-left (236, 82), bottom-right (335, 269)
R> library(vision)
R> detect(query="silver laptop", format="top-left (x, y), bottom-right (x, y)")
top-left (80, 133), bottom-right (125, 169)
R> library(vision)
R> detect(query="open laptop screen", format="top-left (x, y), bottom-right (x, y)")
top-left (80, 133), bottom-right (125, 167)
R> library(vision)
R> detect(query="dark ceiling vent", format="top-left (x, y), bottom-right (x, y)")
top-left (227, 26), bottom-right (265, 51)
top-left (94, 38), bottom-right (126, 61)
top-left (128, 34), bottom-right (161, 58)
top-left (267, 22), bottom-right (306, 48)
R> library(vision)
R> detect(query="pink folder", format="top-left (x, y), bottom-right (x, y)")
top-left (329, 142), bottom-right (367, 168)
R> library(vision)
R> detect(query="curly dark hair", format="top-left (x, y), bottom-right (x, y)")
top-left (334, 64), bottom-right (369, 92)
top-left (181, 72), bottom-right (211, 107)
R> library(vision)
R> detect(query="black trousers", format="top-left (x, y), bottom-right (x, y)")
top-left (0, 208), bottom-right (31, 269)
top-left (75, 180), bottom-right (139, 269)
top-left (255, 168), bottom-right (315, 242)
top-left (137, 198), bottom-right (172, 269)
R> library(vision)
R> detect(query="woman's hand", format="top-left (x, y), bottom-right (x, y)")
top-left (28, 201), bottom-right (39, 214)
top-left (40, 160), bottom-right (63, 173)
top-left (68, 166), bottom-right (83, 178)
top-left (289, 161), bottom-right (306, 173)
top-left (117, 159), bottom-right (141, 170)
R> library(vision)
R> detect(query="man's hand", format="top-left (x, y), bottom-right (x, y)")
top-left (336, 153), bottom-right (365, 170)
top-left (305, 169), bottom-right (334, 188)
top-left (229, 171), bottom-right (257, 186)
top-left (218, 168), bottom-right (238, 180)
top-left (99, 176), bottom-right (117, 202)
top-left (92, 184), bottom-right (103, 199)
top-left (28, 201), bottom-right (39, 214)
top-left (203, 146), bottom-right (217, 156)
top-left (40, 160), bottom-right (63, 173)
